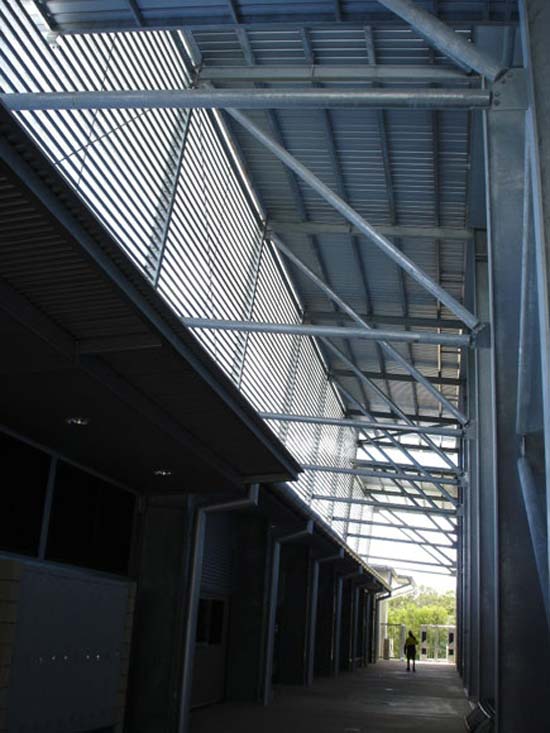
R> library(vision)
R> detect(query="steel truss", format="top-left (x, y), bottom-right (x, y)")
top-left (9, 3), bottom-right (550, 727)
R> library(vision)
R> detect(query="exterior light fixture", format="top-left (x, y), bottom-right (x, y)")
top-left (65, 416), bottom-right (90, 426)
top-left (153, 469), bottom-right (173, 477)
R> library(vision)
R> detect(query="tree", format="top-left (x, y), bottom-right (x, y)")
top-left (384, 587), bottom-right (456, 658)
top-left (388, 585), bottom-right (456, 631)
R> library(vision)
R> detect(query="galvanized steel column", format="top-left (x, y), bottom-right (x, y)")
top-left (521, 0), bottom-right (550, 623)
top-left (484, 69), bottom-right (550, 730)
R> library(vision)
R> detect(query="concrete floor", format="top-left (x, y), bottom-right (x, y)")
top-left (191, 661), bottom-right (471, 732)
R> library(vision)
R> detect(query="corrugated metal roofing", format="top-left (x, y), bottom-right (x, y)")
top-left (37, 0), bottom-right (518, 33)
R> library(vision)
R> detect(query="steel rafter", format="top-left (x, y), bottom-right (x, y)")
top-left (312, 495), bottom-right (457, 517)
top-left (259, 411), bottom-right (462, 438)
top-left (376, 0), bottom-right (505, 80)
top-left (269, 220), bottom-right (474, 240)
top-left (181, 317), bottom-right (470, 347)
top-left (347, 532), bottom-right (455, 552)
top-left (198, 65), bottom-right (475, 83)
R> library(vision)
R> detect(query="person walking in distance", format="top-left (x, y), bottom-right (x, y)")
top-left (404, 630), bottom-right (418, 672)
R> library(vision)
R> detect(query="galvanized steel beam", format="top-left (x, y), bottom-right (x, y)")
top-left (377, 0), bottom-right (505, 81)
top-left (199, 64), bottom-right (474, 83)
top-left (182, 317), bottom-right (471, 347)
top-left (483, 67), bottom-right (550, 729)
top-left (0, 88), bottom-right (492, 112)
top-left (334, 368), bottom-right (462, 387)
top-left (354, 458), bottom-right (460, 476)
top-left (311, 495), bottom-right (457, 517)
top-left (228, 111), bottom-right (480, 333)
top-left (259, 411), bottom-right (462, 438)
top-left (360, 554), bottom-right (455, 570)
top-left (348, 408), bottom-right (459, 426)
top-left (347, 533), bottom-right (456, 551)
top-left (269, 219), bottom-right (474, 241)
top-left (357, 439), bottom-right (460, 454)
top-left (303, 463), bottom-right (459, 487)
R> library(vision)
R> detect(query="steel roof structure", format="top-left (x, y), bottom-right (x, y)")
top-left (2, 1), bottom-right (550, 729)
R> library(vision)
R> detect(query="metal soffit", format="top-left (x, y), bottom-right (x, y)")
top-left (0, 104), bottom-right (301, 487)
top-left (36, 1), bottom-right (518, 32)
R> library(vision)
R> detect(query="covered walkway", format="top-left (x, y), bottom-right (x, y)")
top-left (2, 2), bottom-right (550, 732)
top-left (191, 662), bottom-right (469, 733)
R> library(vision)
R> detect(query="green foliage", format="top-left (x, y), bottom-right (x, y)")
top-left (387, 585), bottom-right (456, 636)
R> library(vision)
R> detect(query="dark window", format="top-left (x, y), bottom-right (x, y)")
top-left (196, 599), bottom-right (210, 644)
top-left (46, 461), bottom-right (135, 575)
top-left (196, 598), bottom-right (225, 645)
top-left (0, 431), bottom-right (50, 556)
top-left (209, 600), bottom-right (224, 644)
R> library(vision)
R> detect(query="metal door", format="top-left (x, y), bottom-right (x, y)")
top-left (191, 595), bottom-right (229, 708)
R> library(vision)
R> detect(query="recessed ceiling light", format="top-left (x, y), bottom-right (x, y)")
top-left (153, 469), bottom-right (173, 477)
top-left (65, 416), bottom-right (90, 426)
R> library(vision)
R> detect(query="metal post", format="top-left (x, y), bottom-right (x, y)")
top-left (351, 586), bottom-right (360, 671)
top-left (521, 0), bottom-right (550, 611)
top-left (517, 457), bottom-right (549, 623)
top-left (306, 559), bottom-right (320, 687)
top-left (0, 88), bottom-right (492, 112)
top-left (225, 111), bottom-right (479, 331)
top-left (178, 485), bottom-right (259, 733)
top-left (38, 456), bottom-right (57, 560)
top-left (376, 0), bottom-right (505, 80)
top-left (306, 550), bottom-right (344, 685)
top-left (339, 570), bottom-right (364, 671)
top-left (262, 521), bottom-right (314, 705)
top-left (365, 593), bottom-right (374, 664)
top-left (263, 541), bottom-right (281, 706)
top-left (374, 591), bottom-right (391, 662)
top-left (483, 64), bottom-right (550, 730)
top-left (333, 575), bottom-right (344, 676)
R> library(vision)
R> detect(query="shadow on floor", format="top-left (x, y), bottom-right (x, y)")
top-left (191, 660), bottom-right (470, 732)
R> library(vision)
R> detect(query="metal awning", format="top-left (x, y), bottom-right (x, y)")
top-left (0, 104), bottom-right (301, 491)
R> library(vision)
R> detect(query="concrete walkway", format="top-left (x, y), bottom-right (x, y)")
top-left (191, 661), bottom-right (470, 733)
